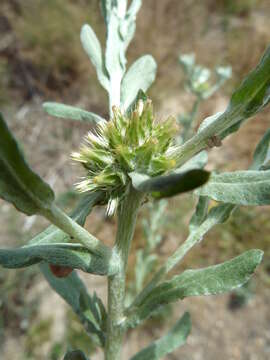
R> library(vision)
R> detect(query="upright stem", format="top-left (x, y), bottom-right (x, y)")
top-left (105, 186), bottom-right (143, 360)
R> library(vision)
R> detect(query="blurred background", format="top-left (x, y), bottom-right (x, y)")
top-left (0, 1), bottom-right (270, 359)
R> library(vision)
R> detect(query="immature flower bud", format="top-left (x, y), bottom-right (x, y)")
top-left (72, 99), bottom-right (178, 215)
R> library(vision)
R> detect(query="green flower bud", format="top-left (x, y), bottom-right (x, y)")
top-left (72, 99), bottom-right (178, 215)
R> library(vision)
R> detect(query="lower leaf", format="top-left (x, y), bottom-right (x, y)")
top-left (0, 243), bottom-right (113, 275)
top-left (129, 249), bottom-right (263, 325)
top-left (41, 263), bottom-right (105, 347)
top-left (130, 312), bottom-right (191, 360)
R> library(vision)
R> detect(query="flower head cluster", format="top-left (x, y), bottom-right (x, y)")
top-left (72, 99), bottom-right (178, 215)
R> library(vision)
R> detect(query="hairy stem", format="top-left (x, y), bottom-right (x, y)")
top-left (43, 205), bottom-right (118, 273)
top-left (105, 186), bottom-right (143, 360)
top-left (174, 109), bottom-right (242, 167)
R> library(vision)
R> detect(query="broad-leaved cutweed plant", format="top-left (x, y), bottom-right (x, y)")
top-left (1, 1), bottom-right (270, 359)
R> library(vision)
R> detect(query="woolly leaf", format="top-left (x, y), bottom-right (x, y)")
top-left (43, 103), bottom-right (105, 124)
top-left (0, 242), bottom-right (112, 275)
top-left (0, 113), bottom-right (54, 216)
top-left (129, 169), bottom-right (210, 198)
top-left (250, 128), bottom-right (270, 170)
top-left (196, 170), bottom-right (270, 205)
top-left (41, 264), bottom-right (105, 345)
top-left (130, 312), bottom-right (191, 360)
top-left (81, 24), bottom-right (109, 90)
top-left (29, 192), bottom-right (103, 247)
top-left (198, 45), bottom-right (270, 140)
top-left (121, 55), bottom-right (157, 110)
top-left (135, 250), bottom-right (263, 321)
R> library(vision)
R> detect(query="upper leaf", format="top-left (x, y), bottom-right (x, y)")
top-left (129, 169), bottom-right (210, 199)
top-left (43, 103), bottom-right (105, 124)
top-left (130, 312), bottom-right (191, 360)
top-left (0, 113), bottom-right (54, 215)
top-left (121, 55), bottom-right (157, 110)
top-left (196, 170), bottom-right (270, 206)
top-left (80, 24), bottom-right (109, 90)
top-left (199, 45), bottom-right (270, 140)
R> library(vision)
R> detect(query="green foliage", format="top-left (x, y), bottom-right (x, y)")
top-left (0, 113), bottom-right (55, 216)
top-left (197, 170), bottom-right (270, 205)
top-left (130, 312), bottom-right (191, 360)
top-left (250, 128), bottom-right (270, 170)
top-left (0, 243), bottom-right (111, 275)
top-left (121, 55), bottom-right (157, 110)
top-left (41, 264), bottom-right (105, 346)
top-left (128, 250), bottom-right (262, 326)
top-left (80, 24), bottom-right (109, 91)
top-left (43, 103), bottom-right (105, 124)
top-left (129, 169), bottom-right (210, 198)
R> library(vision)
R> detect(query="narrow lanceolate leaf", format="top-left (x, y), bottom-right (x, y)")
top-left (205, 44), bottom-right (270, 140)
top-left (129, 169), bottom-right (210, 199)
top-left (63, 350), bottom-right (89, 360)
top-left (121, 55), bottom-right (157, 110)
top-left (80, 24), bottom-right (109, 90)
top-left (130, 312), bottom-right (191, 360)
top-left (223, 44), bottom-right (270, 137)
top-left (0, 113), bottom-right (54, 215)
top-left (188, 196), bottom-right (209, 233)
top-left (41, 263), bottom-right (105, 347)
top-left (0, 242), bottom-right (112, 275)
top-left (250, 128), bottom-right (270, 170)
top-left (133, 250), bottom-right (263, 322)
top-left (43, 103), bottom-right (105, 124)
top-left (196, 170), bottom-right (270, 206)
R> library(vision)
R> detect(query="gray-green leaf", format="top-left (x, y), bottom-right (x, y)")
top-left (81, 24), bottom-right (109, 90)
top-left (196, 170), bottom-right (270, 205)
top-left (43, 102), bottom-right (105, 124)
top-left (129, 169), bottom-right (210, 198)
top-left (40, 263), bottom-right (106, 346)
top-left (130, 312), bottom-right (191, 360)
top-left (121, 55), bottom-right (157, 110)
top-left (250, 128), bottom-right (270, 170)
top-left (0, 242), bottom-right (112, 275)
top-left (0, 113), bottom-right (54, 215)
top-left (135, 250), bottom-right (263, 320)
top-left (29, 192), bottom-right (103, 247)
top-left (200, 45), bottom-right (270, 140)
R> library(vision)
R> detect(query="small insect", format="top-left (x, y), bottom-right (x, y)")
top-left (49, 264), bottom-right (73, 278)
top-left (206, 135), bottom-right (222, 148)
